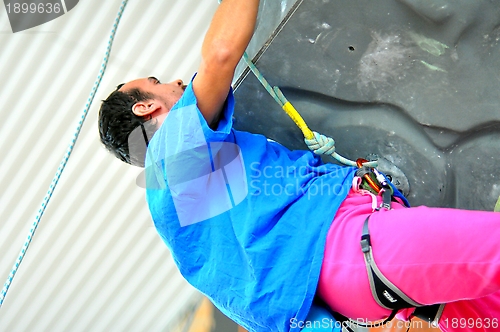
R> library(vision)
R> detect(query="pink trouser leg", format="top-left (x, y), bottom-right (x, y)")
top-left (318, 191), bottom-right (500, 331)
top-left (438, 293), bottom-right (500, 332)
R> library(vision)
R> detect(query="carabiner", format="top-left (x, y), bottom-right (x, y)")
top-left (356, 158), bottom-right (381, 193)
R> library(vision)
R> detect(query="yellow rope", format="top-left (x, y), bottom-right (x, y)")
top-left (282, 102), bottom-right (314, 140)
top-left (242, 52), bottom-right (377, 168)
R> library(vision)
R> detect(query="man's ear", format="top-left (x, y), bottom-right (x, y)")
top-left (132, 100), bottom-right (161, 117)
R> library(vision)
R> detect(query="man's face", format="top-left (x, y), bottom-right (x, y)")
top-left (120, 76), bottom-right (187, 110)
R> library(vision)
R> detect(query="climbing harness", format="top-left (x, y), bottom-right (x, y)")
top-left (334, 173), bottom-right (444, 330)
top-left (346, 170), bottom-right (445, 330)
top-left (0, 0), bottom-right (129, 309)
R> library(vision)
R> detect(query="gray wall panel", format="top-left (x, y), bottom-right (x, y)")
top-left (234, 0), bottom-right (500, 209)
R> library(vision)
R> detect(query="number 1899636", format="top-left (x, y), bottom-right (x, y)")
top-left (6, 2), bottom-right (62, 14)
top-left (441, 317), bottom-right (498, 329)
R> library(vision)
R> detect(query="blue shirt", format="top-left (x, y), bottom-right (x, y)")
top-left (145, 81), bottom-right (356, 331)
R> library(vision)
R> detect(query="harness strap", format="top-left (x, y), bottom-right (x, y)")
top-left (326, 214), bottom-right (445, 332)
top-left (358, 215), bottom-right (446, 328)
top-left (352, 177), bottom-right (378, 210)
top-left (361, 216), bottom-right (422, 310)
top-left (413, 303), bottom-right (446, 327)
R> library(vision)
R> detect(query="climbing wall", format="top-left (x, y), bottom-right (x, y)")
top-left (234, 0), bottom-right (500, 209)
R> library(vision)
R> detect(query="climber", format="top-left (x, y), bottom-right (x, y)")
top-left (98, 0), bottom-right (500, 331)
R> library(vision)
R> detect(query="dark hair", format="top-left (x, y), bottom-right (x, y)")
top-left (98, 85), bottom-right (156, 167)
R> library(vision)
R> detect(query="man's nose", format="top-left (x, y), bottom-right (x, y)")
top-left (169, 79), bottom-right (183, 86)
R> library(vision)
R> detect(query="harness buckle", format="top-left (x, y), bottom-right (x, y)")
top-left (360, 217), bottom-right (372, 253)
top-left (360, 236), bottom-right (371, 253)
top-left (380, 187), bottom-right (392, 210)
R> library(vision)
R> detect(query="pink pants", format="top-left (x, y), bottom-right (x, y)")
top-left (317, 190), bottom-right (500, 332)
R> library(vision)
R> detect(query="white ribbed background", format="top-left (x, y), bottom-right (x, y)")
top-left (0, 1), bottom-right (219, 331)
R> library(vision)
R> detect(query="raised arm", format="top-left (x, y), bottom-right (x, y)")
top-left (193, 0), bottom-right (260, 127)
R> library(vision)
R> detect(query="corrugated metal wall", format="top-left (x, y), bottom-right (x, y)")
top-left (0, 1), bottom-right (219, 330)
